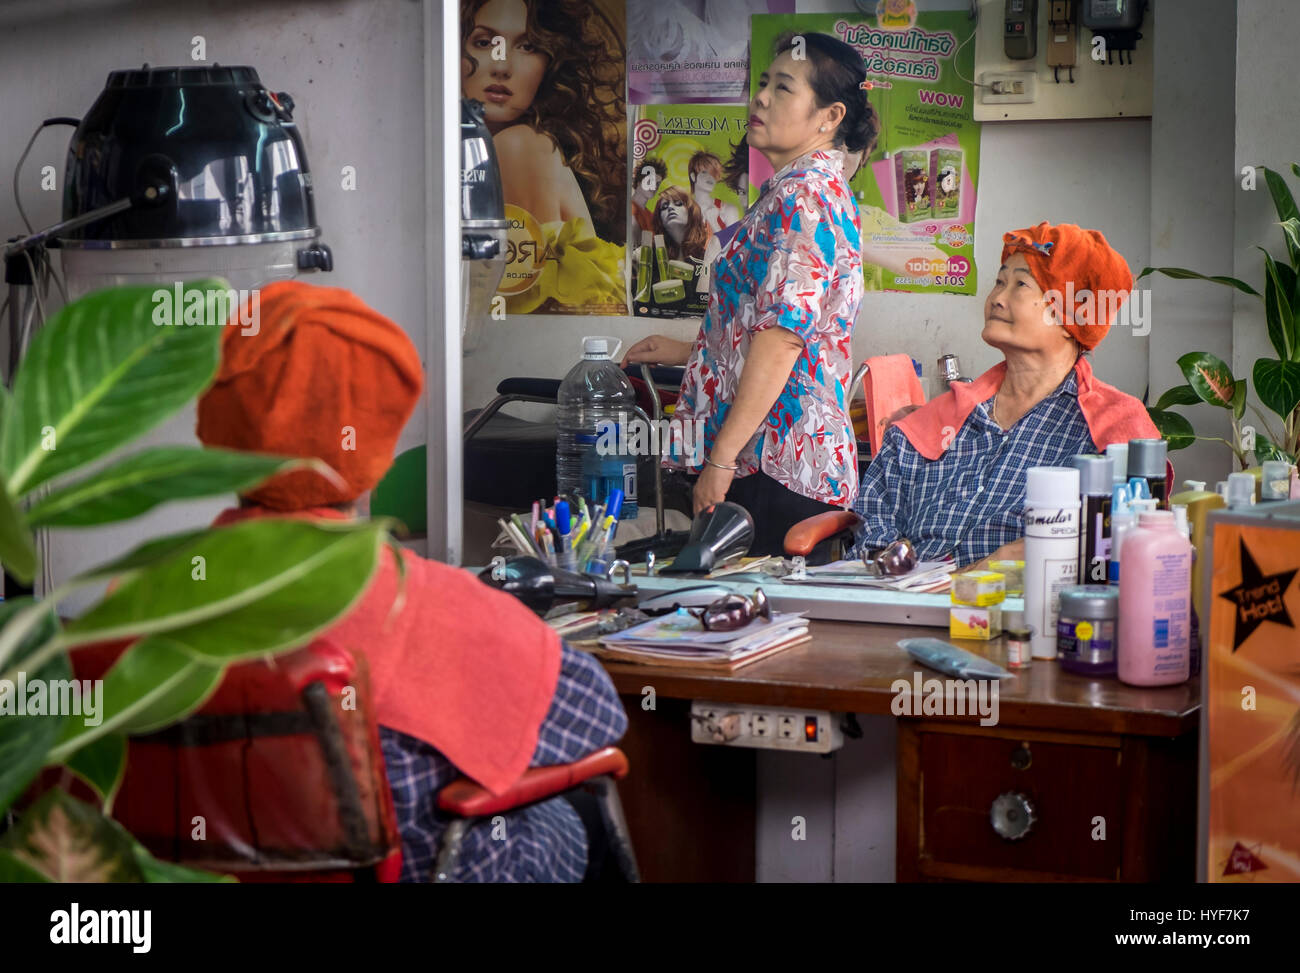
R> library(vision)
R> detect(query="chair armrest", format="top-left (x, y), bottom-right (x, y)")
top-left (496, 377), bottom-right (561, 399)
top-left (784, 510), bottom-right (863, 557)
top-left (437, 746), bottom-right (629, 817)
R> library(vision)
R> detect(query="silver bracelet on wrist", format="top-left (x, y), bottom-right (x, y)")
top-left (704, 456), bottom-right (740, 471)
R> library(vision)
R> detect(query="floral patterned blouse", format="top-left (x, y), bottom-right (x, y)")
top-left (669, 148), bottom-right (862, 506)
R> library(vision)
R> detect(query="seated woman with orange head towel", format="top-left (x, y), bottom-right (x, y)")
top-left (853, 222), bottom-right (1160, 567)
top-left (196, 281), bottom-right (627, 882)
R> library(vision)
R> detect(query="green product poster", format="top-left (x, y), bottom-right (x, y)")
top-left (750, 9), bottom-right (980, 295)
top-left (629, 104), bottom-right (750, 318)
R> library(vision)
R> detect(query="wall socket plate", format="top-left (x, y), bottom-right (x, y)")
top-left (979, 71), bottom-right (1038, 104)
top-left (691, 701), bottom-right (844, 754)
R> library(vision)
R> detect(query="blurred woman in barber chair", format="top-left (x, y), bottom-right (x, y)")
top-left (851, 222), bottom-right (1160, 568)
top-left (622, 31), bottom-right (875, 557)
top-left (197, 281), bottom-right (627, 882)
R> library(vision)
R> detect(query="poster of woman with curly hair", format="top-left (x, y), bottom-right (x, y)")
top-left (461, 0), bottom-right (627, 314)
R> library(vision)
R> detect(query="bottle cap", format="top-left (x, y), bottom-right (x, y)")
top-left (1003, 609), bottom-right (1028, 633)
top-left (1183, 480), bottom-right (1206, 492)
top-left (1172, 504), bottom-right (1190, 539)
top-left (1261, 460), bottom-right (1294, 500)
top-left (1127, 476), bottom-right (1151, 501)
top-left (1105, 443), bottom-right (1129, 484)
top-left (1127, 438), bottom-right (1167, 478)
top-left (1058, 584), bottom-right (1118, 615)
top-left (1025, 466), bottom-right (1080, 507)
top-left (1069, 454), bottom-right (1114, 496)
top-left (1138, 509), bottom-right (1175, 529)
top-left (1215, 480), bottom-right (1228, 499)
top-left (1132, 498), bottom-right (1158, 514)
top-left (1111, 482), bottom-right (1132, 514)
top-left (1227, 471), bottom-right (1256, 508)
top-left (581, 335), bottom-right (623, 360)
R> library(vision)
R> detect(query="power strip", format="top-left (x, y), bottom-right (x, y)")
top-left (690, 701), bottom-right (844, 754)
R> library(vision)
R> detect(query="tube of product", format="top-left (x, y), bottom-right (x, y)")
top-left (1069, 453), bottom-right (1114, 585)
top-left (1107, 483), bottom-right (1133, 585)
top-left (634, 230), bottom-right (652, 303)
top-left (1127, 438), bottom-right (1168, 506)
top-left (653, 233), bottom-right (669, 282)
top-left (1023, 466), bottom-right (1081, 659)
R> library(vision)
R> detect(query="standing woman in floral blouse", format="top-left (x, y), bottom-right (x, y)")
top-left (624, 31), bottom-right (875, 556)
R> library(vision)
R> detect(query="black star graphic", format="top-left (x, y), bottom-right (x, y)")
top-left (1218, 538), bottom-right (1297, 651)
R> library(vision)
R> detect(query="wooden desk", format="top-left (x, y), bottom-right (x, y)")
top-left (598, 619), bottom-right (1200, 883)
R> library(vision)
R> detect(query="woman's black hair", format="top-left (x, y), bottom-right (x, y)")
top-left (772, 31), bottom-right (879, 156)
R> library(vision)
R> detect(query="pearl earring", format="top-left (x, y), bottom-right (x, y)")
top-left (819, 126), bottom-right (826, 132)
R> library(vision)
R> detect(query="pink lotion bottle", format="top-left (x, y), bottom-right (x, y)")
top-left (1118, 510), bottom-right (1192, 686)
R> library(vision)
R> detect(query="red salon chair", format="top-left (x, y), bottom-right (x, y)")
top-left (433, 746), bottom-right (640, 883)
top-left (73, 638), bottom-right (403, 883)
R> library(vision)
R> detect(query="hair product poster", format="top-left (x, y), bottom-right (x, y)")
top-left (1205, 521), bottom-right (1300, 882)
top-left (750, 9), bottom-right (980, 296)
top-left (630, 105), bottom-right (748, 318)
top-left (460, 0), bottom-right (627, 315)
top-left (628, 0), bottom-right (795, 105)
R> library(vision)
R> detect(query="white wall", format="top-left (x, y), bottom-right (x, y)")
top-left (1234, 0), bottom-right (1300, 458)
top-left (0, 0), bottom-right (427, 608)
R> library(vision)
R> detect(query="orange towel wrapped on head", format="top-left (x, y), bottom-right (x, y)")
top-left (196, 280), bottom-right (424, 510)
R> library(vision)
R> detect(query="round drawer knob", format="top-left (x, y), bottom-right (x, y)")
top-left (990, 791), bottom-right (1036, 841)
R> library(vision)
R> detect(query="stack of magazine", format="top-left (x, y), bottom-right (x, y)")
top-left (596, 610), bottom-right (810, 672)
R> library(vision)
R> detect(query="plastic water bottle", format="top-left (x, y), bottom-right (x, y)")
top-left (556, 336), bottom-right (639, 519)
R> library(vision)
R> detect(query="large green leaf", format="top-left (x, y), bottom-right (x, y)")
top-left (1261, 248), bottom-right (1297, 361)
top-left (62, 733), bottom-right (127, 810)
top-left (0, 849), bottom-right (51, 881)
top-left (1154, 384), bottom-right (1202, 410)
top-left (1, 281), bottom-right (227, 496)
top-left (1177, 352), bottom-right (1238, 408)
top-left (0, 599), bottom-right (66, 817)
top-left (1136, 266), bottom-right (1261, 297)
top-left (1253, 358), bottom-right (1300, 421)
top-left (60, 518), bottom-right (390, 663)
top-left (1263, 167), bottom-right (1300, 264)
top-left (26, 447), bottom-right (319, 528)
top-left (1279, 218), bottom-right (1300, 271)
top-left (47, 638), bottom-right (224, 764)
top-left (0, 470), bottom-right (36, 585)
top-left (0, 788), bottom-right (144, 882)
top-left (1232, 379), bottom-right (1247, 420)
top-left (1253, 430), bottom-right (1295, 464)
top-left (131, 840), bottom-right (236, 883)
top-left (1147, 408), bottom-right (1195, 451)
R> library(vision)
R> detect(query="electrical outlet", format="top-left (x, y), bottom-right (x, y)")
top-left (979, 71), bottom-right (1037, 104)
top-left (690, 701), bottom-right (844, 753)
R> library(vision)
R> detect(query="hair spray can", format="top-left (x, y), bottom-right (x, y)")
top-left (1069, 454), bottom-right (1114, 585)
top-left (1023, 466), bottom-right (1081, 659)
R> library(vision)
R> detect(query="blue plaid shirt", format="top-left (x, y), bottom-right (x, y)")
top-left (380, 642), bottom-right (628, 883)
top-left (852, 371), bottom-right (1095, 566)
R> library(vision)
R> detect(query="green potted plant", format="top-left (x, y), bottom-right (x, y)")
top-left (1141, 165), bottom-right (1300, 469)
top-left (0, 282), bottom-right (399, 881)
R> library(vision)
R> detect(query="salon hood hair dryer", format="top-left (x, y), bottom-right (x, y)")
top-left (4, 64), bottom-right (333, 381)
top-left (660, 501), bottom-right (754, 575)
top-left (478, 555), bottom-right (638, 616)
top-left (460, 98), bottom-right (507, 354)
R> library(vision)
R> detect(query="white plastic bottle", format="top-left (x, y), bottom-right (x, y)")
top-left (1023, 466), bottom-right (1081, 659)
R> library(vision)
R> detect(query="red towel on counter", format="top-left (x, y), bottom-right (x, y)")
top-left (212, 506), bottom-right (561, 796)
top-left (894, 356), bottom-right (1159, 460)
top-left (861, 354), bottom-right (926, 455)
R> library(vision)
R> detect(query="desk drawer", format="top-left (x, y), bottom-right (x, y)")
top-left (912, 725), bottom-right (1124, 881)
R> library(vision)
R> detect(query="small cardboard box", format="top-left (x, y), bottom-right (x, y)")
top-left (950, 570), bottom-right (1006, 607)
top-left (950, 605), bottom-right (1002, 640)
